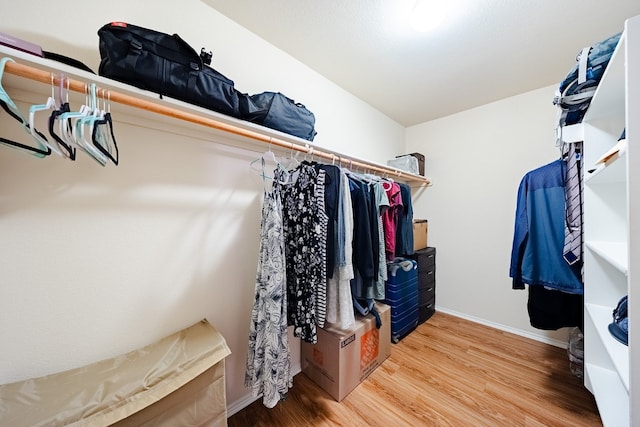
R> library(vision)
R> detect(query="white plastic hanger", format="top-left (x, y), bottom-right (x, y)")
top-left (279, 143), bottom-right (301, 170)
top-left (250, 145), bottom-right (290, 185)
top-left (75, 84), bottom-right (108, 161)
top-left (59, 83), bottom-right (107, 165)
top-left (28, 73), bottom-right (63, 156)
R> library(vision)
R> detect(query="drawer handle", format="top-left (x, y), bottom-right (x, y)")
top-left (426, 304), bottom-right (433, 309)
top-left (427, 271), bottom-right (434, 275)
top-left (428, 255), bottom-right (434, 259)
top-left (427, 287), bottom-right (433, 292)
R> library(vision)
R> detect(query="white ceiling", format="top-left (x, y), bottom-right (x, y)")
top-left (203, 1), bottom-right (640, 127)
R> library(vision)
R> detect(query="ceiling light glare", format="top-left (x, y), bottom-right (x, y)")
top-left (411, 0), bottom-right (447, 32)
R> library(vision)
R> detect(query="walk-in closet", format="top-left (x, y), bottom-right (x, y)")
top-left (1, 1), bottom-right (639, 426)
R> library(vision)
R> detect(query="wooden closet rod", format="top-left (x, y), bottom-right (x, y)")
top-left (4, 60), bottom-right (430, 185)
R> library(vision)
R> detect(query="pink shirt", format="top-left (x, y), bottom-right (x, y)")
top-left (382, 182), bottom-right (403, 260)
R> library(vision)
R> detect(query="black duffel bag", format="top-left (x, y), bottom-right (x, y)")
top-left (97, 22), bottom-right (255, 119)
top-left (249, 92), bottom-right (317, 141)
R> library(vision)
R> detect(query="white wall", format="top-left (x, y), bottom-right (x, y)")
top-left (0, 0), bottom-right (405, 415)
top-left (406, 84), bottom-right (572, 345)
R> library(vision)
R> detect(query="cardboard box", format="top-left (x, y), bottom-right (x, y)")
top-left (301, 303), bottom-right (391, 401)
top-left (413, 219), bottom-right (428, 251)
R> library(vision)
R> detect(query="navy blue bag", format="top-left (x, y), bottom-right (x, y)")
top-left (553, 32), bottom-right (621, 126)
top-left (248, 92), bottom-right (317, 141)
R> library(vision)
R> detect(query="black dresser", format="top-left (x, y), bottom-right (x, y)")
top-left (409, 247), bottom-right (436, 323)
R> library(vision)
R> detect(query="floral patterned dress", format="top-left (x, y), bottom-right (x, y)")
top-left (277, 163), bottom-right (328, 344)
top-left (245, 167), bottom-right (291, 408)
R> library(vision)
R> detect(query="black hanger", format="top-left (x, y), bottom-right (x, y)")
top-left (0, 100), bottom-right (51, 157)
top-left (89, 88), bottom-right (118, 166)
top-left (48, 102), bottom-right (76, 160)
top-left (0, 57), bottom-right (51, 157)
top-left (47, 75), bottom-right (76, 160)
top-left (92, 112), bottom-right (119, 165)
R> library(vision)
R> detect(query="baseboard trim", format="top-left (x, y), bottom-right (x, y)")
top-left (227, 365), bottom-right (303, 417)
top-left (435, 306), bottom-right (568, 349)
top-left (227, 393), bottom-right (258, 418)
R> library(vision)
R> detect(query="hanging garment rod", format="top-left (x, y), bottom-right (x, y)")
top-left (3, 59), bottom-right (430, 185)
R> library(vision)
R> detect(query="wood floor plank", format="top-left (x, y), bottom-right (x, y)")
top-left (229, 311), bottom-right (601, 426)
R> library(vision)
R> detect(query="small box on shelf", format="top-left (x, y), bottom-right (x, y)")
top-left (413, 219), bottom-right (428, 252)
top-left (405, 153), bottom-right (425, 176)
top-left (387, 153), bottom-right (425, 176)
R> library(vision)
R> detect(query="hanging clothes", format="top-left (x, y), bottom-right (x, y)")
top-left (336, 170), bottom-right (353, 272)
top-left (509, 159), bottom-right (583, 294)
top-left (245, 166), bottom-right (292, 408)
top-left (395, 182), bottom-right (415, 257)
top-left (382, 181), bottom-right (403, 260)
top-left (347, 174), bottom-right (376, 303)
top-left (371, 179), bottom-right (389, 300)
top-left (315, 163), bottom-right (341, 280)
top-left (326, 169), bottom-right (356, 330)
top-left (278, 163), bottom-right (328, 343)
top-left (527, 285), bottom-right (583, 330)
top-left (510, 159), bottom-right (583, 331)
top-left (366, 181), bottom-right (381, 284)
top-left (509, 160), bottom-right (583, 294)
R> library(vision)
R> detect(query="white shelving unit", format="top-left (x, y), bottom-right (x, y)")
top-left (582, 14), bottom-right (640, 427)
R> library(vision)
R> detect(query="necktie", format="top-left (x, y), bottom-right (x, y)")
top-left (563, 142), bottom-right (583, 265)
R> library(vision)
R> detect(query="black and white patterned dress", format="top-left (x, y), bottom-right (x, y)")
top-left (245, 167), bottom-right (291, 408)
top-left (278, 163), bottom-right (328, 344)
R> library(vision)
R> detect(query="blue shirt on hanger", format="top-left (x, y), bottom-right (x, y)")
top-left (509, 159), bottom-right (583, 294)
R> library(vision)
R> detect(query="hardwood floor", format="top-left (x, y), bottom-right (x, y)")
top-left (229, 312), bottom-right (601, 427)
